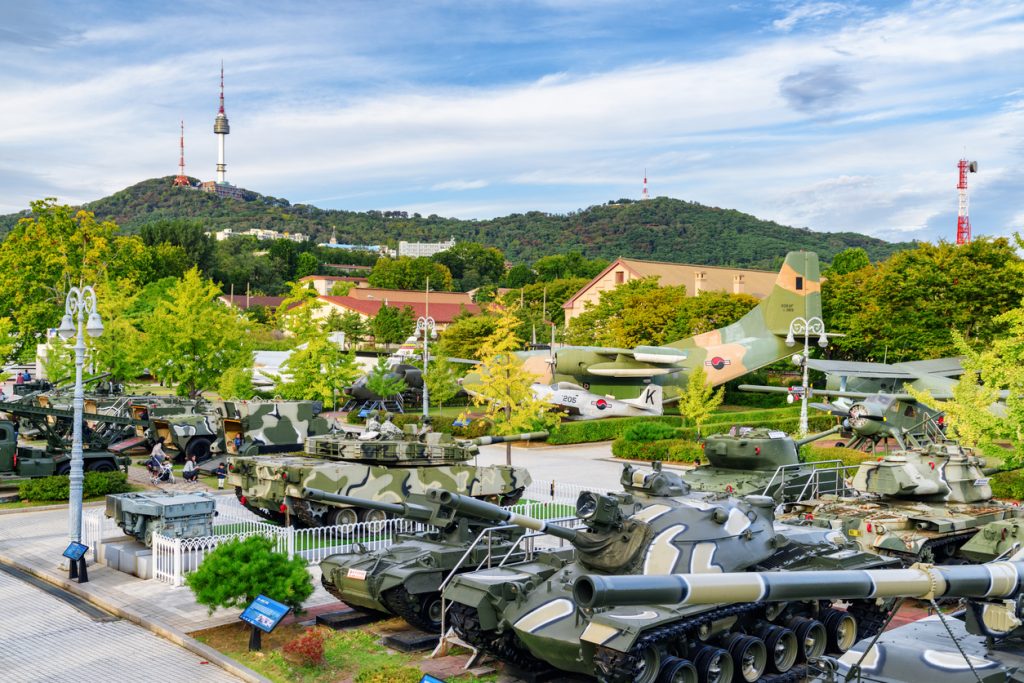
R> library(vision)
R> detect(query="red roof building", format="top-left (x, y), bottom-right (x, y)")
top-left (314, 296), bottom-right (477, 328)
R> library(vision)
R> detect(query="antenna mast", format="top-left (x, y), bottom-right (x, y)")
top-left (173, 120), bottom-right (190, 187)
top-left (956, 157), bottom-right (977, 244)
top-left (642, 169), bottom-right (649, 200)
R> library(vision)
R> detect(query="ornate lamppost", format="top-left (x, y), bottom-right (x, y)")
top-left (57, 286), bottom-right (104, 551)
top-left (786, 316), bottom-right (827, 437)
top-left (415, 316), bottom-right (436, 418)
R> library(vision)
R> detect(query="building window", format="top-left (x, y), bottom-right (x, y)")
top-left (795, 276), bottom-right (803, 291)
top-left (615, 271), bottom-right (624, 284)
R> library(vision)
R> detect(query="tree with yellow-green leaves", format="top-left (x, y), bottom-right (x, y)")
top-left (464, 307), bottom-right (558, 463)
top-left (677, 366), bottom-right (725, 437)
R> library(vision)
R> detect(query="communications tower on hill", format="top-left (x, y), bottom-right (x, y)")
top-left (214, 62), bottom-right (230, 184)
top-left (642, 170), bottom-right (649, 200)
top-left (172, 120), bottom-right (190, 187)
top-left (956, 157), bottom-right (977, 245)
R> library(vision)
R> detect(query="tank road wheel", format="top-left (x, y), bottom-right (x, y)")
top-left (333, 507), bottom-right (359, 527)
top-left (821, 609), bottom-right (858, 654)
top-left (757, 625), bottom-right (798, 673)
top-left (186, 437), bottom-right (213, 462)
top-left (786, 617), bottom-right (827, 661)
top-left (56, 462), bottom-right (71, 475)
top-left (361, 508), bottom-right (389, 524)
top-left (658, 656), bottom-right (698, 683)
top-left (382, 587), bottom-right (444, 632)
top-left (691, 645), bottom-right (733, 683)
top-left (87, 460), bottom-right (117, 473)
top-left (723, 634), bottom-right (766, 683)
top-left (627, 644), bottom-right (663, 683)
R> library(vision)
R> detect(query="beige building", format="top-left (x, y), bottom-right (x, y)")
top-left (562, 258), bottom-right (778, 325)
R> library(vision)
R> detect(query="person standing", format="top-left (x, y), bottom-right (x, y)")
top-left (213, 462), bottom-right (227, 490)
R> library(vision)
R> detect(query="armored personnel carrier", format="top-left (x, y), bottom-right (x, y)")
top-left (572, 559), bottom-right (1024, 683)
top-left (228, 428), bottom-right (539, 527)
top-left (690, 425), bottom-right (845, 500)
top-left (780, 439), bottom-right (1024, 563)
top-left (438, 462), bottom-right (896, 683)
top-left (315, 488), bottom-right (539, 631)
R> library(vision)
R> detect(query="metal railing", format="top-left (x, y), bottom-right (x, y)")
top-left (758, 459), bottom-right (855, 501)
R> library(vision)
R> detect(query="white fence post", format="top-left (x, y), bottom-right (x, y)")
top-left (287, 525), bottom-right (295, 560)
top-left (173, 538), bottom-right (183, 587)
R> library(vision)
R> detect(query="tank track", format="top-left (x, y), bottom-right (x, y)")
top-left (448, 602), bottom-right (548, 671)
top-left (595, 598), bottom-right (894, 683)
top-left (915, 530), bottom-right (977, 564)
top-left (382, 586), bottom-right (442, 632)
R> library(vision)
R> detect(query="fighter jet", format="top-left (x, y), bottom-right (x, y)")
top-left (465, 250), bottom-right (825, 408)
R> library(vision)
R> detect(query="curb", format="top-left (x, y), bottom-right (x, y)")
top-left (0, 500), bottom-right (106, 516)
top-left (0, 553), bottom-right (271, 683)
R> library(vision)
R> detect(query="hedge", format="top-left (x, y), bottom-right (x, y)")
top-left (991, 470), bottom-right (1024, 501)
top-left (18, 471), bottom-right (132, 502)
top-left (612, 438), bottom-right (703, 462)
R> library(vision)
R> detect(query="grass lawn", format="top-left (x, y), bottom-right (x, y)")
top-left (192, 622), bottom-right (496, 683)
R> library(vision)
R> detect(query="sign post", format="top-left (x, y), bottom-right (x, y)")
top-left (63, 541), bottom-right (89, 583)
top-left (239, 594), bottom-right (291, 652)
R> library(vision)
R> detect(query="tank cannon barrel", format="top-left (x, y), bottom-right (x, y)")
top-left (429, 490), bottom-right (577, 541)
top-left (303, 487), bottom-right (431, 520)
top-left (470, 431), bottom-right (548, 446)
top-left (574, 561), bottom-right (1024, 609)
top-left (794, 425), bottom-right (841, 447)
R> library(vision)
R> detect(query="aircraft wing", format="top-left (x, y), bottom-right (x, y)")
top-left (579, 345), bottom-right (688, 378)
top-left (896, 357), bottom-right (965, 377)
top-left (805, 357), bottom-right (965, 380)
top-left (736, 384), bottom-right (934, 401)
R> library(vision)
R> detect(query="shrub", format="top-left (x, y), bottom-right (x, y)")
top-left (991, 470), bottom-right (1024, 501)
top-left (282, 627), bottom-right (326, 666)
top-left (18, 471), bottom-right (131, 502)
top-left (612, 438), bottom-right (703, 462)
top-left (549, 416), bottom-right (681, 445)
top-left (799, 445), bottom-right (874, 468)
top-left (623, 422), bottom-right (679, 442)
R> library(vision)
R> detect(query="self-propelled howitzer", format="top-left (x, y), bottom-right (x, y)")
top-left (229, 429), bottom-right (540, 527)
top-left (312, 487), bottom-right (536, 631)
top-left (438, 465), bottom-right (897, 683)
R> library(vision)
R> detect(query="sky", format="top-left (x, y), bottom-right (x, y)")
top-left (2, 0), bottom-right (1023, 243)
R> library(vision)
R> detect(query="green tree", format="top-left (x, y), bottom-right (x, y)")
top-left (826, 247), bottom-right (870, 276)
top-left (0, 318), bottom-right (15, 382)
top-left (437, 314), bottom-right (498, 361)
top-left (503, 264), bottom-right (536, 288)
top-left (333, 311), bottom-right (368, 349)
top-left (432, 242), bottom-right (506, 291)
top-left (139, 218), bottom-right (214, 272)
top-left (565, 277), bottom-right (662, 346)
top-left (677, 366), bottom-right (725, 437)
top-left (368, 257), bottom-right (454, 291)
top-left (90, 282), bottom-right (147, 383)
top-left (676, 291), bottom-right (760, 337)
top-left (465, 308), bottom-right (558, 458)
top-left (186, 536), bottom-right (313, 616)
top-left (329, 281), bottom-right (354, 296)
top-left (295, 251), bottom-right (319, 279)
top-left (365, 355), bottom-right (408, 400)
top-left (217, 366), bottom-right (256, 400)
top-left (533, 251), bottom-right (608, 282)
top-left (371, 304), bottom-right (416, 346)
top-left (425, 356), bottom-right (461, 409)
top-left (500, 277), bottom-right (588, 344)
top-left (277, 333), bottom-right (360, 408)
top-left (144, 267), bottom-right (252, 397)
top-left (276, 281), bottom-right (321, 337)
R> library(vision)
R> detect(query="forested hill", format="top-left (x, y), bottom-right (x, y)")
top-left (0, 177), bottom-right (912, 267)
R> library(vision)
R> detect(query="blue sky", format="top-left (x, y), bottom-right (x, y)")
top-left (2, 0), bottom-right (1023, 243)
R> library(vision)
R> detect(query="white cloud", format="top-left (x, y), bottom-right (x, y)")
top-left (431, 179), bottom-right (489, 191)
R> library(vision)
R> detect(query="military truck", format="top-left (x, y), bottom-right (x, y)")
top-left (0, 419), bottom-right (129, 484)
top-left (229, 428), bottom-right (538, 527)
top-left (152, 399), bottom-right (331, 462)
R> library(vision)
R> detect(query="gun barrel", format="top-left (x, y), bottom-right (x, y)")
top-left (795, 425), bottom-right (841, 447)
top-left (430, 490), bottom-right (577, 541)
top-left (302, 488), bottom-right (427, 519)
top-left (471, 431), bottom-right (549, 446)
top-left (573, 562), bottom-right (1024, 609)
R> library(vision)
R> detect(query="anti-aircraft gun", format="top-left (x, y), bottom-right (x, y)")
top-left (229, 429), bottom-right (541, 527)
top-left (574, 559), bottom-right (1024, 683)
top-left (314, 488), bottom-right (552, 631)
top-left (438, 462), bottom-right (897, 683)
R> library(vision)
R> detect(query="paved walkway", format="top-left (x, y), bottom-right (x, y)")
top-left (0, 567), bottom-right (231, 683)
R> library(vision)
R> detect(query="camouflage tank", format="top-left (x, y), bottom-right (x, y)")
top-left (314, 488), bottom-right (539, 631)
top-left (439, 462), bottom-right (897, 683)
top-left (688, 425), bottom-right (845, 500)
top-left (780, 440), bottom-right (1024, 563)
top-left (573, 559), bottom-right (1024, 683)
top-left (228, 428), bottom-right (539, 527)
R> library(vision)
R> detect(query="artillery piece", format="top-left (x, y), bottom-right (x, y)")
top-left (437, 461), bottom-right (896, 683)
top-left (575, 559), bottom-right (1024, 683)
top-left (228, 429), bottom-right (540, 527)
top-left (780, 439), bottom-right (1024, 563)
top-left (314, 488), bottom-right (545, 631)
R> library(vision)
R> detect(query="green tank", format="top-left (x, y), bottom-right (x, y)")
top-left (315, 488), bottom-right (539, 631)
top-left (228, 429), bottom-right (540, 527)
top-left (780, 440), bottom-right (1024, 563)
top-left (440, 462), bottom-right (897, 683)
top-left (689, 425), bottom-right (844, 499)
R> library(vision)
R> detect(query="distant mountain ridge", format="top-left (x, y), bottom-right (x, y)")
top-left (0, 177), bottom-right (912, 268)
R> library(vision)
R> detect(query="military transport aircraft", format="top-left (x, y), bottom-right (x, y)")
top-left (464, 250), bottom-right (825, 409)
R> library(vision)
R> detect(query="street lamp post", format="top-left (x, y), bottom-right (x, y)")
top-left (415, 316), bottom-right (436, 419)
top-left (57, 286), bottom-right (104, 552)
top-left (785, 316), bottom-right (827, 437)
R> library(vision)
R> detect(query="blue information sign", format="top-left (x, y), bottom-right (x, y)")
top-left (62, 541), bottom-right (89, 562)
top-left (239, 595), bottom-right (291, 633)
top-left (419, 676), bottom-right (447, 683)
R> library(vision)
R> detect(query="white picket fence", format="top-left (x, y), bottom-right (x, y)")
top-left (90, 478), bottom-right (611, 586)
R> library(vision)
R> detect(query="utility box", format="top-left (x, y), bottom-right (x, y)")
top-left (105, 491), bottom-right (217, 547)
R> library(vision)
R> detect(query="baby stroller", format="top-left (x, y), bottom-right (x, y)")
top-left (151, 462), bottom-right (175, 485)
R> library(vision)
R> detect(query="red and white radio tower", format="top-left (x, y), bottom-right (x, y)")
top-left (172, 120), bottom-right (190, 187)
top-left (955, 157), bottom-right (977, 244)
top-left (642, 169), bottom-right (649, 200)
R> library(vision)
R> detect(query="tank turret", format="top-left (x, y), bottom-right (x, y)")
top-left (229, 429), bottom-right (538, 527)
top-left (440, 463), bottom-right (897, 683)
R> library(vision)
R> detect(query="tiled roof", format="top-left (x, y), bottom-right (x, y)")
top-left (318, 296), bottom-right (478, 323)
top-left (219, 295), bottom-right (289, 311)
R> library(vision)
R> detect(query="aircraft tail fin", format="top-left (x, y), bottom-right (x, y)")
top-left (622, 384), bottom-right (663, 412)
top-left (757, 251), bottom-right (823, 337)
